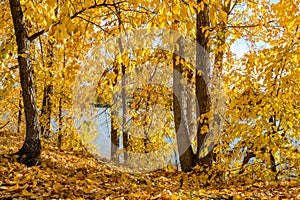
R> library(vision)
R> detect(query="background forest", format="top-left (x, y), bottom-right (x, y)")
top-left (0, 0), bottom-right (299, 199)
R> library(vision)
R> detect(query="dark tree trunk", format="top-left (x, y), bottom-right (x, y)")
top-left (195, 0), bottom-right (212, 165)
top-left (41, 84), bottom-right (53, 138)
top-left (41, 40), bottom-right (54, 139)
top-left (173, 35), bottom-right (195, 172)
top-left (110, 114), bottom-right (119, 162)
top-left (17, 90), bottom-right (22, 133)
top-left (110, 64), bottom-right (120, 162)
top-left (185, 81), bottom-right (194, 138)
top-left (121, 63), bottom-right (128, 162)
top-left (268, 115), bottom-right (277, 175)
top-left (239, 151), bottom-right (255, 174)
top-left (57, 46), bottom-right (66, 148)
top-left (269, 150), bottom-right (277, 174)
top-left (214, 1), bottom-right (231, 73)
top-left (9, 0), bottom-right (41, 166)
top-left (57, 97), bottom-right (63, 148)
top-left (114, 5), bottom-right (128, 163)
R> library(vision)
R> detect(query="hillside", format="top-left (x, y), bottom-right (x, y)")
top-left (0, 131), bottom-right (299, 199)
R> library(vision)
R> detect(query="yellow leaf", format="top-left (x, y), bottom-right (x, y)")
top-left (117, 56), bottom-right (122, 64)
top-left (189, 4), bottom-right (196, 14)
top-left (171, 23), bottom-right (178, 31)
top-left (0, 186), bottom-right (9, 190)
top-left (46, 0), bottom-right (56, 6)
top-left (42, 191), bottom-right (52, 197)
top-left (147, 21), bottom-right (152, 28)
top-left (203, 0), bottom-right (209, 4)
top-left (210, 11), bottom-right (217, 26)
top-left (171, 194), bottom-right (180, 200)
top-left (160, 21), bottom-right (165, 28)
top-left (219, 10), bottom-right (227, 23)
top-left (9, 184), bottom-right (19, 191)
top-left (83, 187), bottom-right (93, 194)
top-left (86, 178), bottom-right (92, 183)
top-left (173, 5), bottom-right (180, 15)
top-left (33, 181), bottom-right (37, 187)
top-left (107, 72), bottom-right (116, 80)
top-left (19, 175), bottom-right (31, 184)
top-left (175, 55), bottom-right (180, 65)
top-left (22, 189), bottom-right (34, 197)
top-left (233, 194), bottom-right (242, 200)
top-left (53, 182), bottom-right (63, 191)
top-left (198, 1), bottom-right (204, 12)
top-left (18, 53), bottom-right (27, 58)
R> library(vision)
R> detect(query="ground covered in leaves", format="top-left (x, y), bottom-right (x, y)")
top-left (0, 131), bottom-right (299, 199)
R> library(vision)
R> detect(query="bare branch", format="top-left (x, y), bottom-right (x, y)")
top-left (228, 20), bottom-right (277, 29)
top-left (70, 1), bottom-right (126, 19)
top-left (8, 65), bottom-right (18, 70)
top-left (0, 121), bottom-right (10, 130)
top-left (29, 30), bottom-right (45, 42)
top-left (76, 15), bottom-right (110, 33)
top-left (228, 0), bottom-right (238, 16)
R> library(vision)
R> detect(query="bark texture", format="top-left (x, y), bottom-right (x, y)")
top-left (40, 40), bottom-right (54, 139)
top-left (173, 36), bottom-right (195, 172)
top-left (9, 0), bottom-right (41, 166)
top-left (41, 84), bottom-right (53, 138)
top-left (195, 0), bottom-right (213, 166)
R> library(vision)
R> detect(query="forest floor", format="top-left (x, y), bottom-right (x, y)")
top-left (0, 131), bottom-right (299, 199)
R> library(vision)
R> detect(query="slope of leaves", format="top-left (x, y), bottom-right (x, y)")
top-left (0, 131), bottom-right (299, 199)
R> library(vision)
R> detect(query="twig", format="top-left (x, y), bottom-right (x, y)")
top-left (0, 121), bottom-right (10, 130)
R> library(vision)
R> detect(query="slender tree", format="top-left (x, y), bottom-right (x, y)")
top-left (173, 34), bottom-right (195, 171)
top-left (9, 0), bottom-right (41, 166)
top-left (40, 39), bottom-right (54, 139)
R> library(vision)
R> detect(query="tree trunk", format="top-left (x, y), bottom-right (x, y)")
top-left (114, 5), bottom-right (128, 163)
top-left (173, 36), bottom-right (195, 172)
top-left (41, 40), bottom-right (54, 139)
top-left (17, 90), bottom-right (22, 133)
top-left (214, 1), bottom-right (231, 73)
top-left (121, 62), bottom-right (128, 162)
top-left (57, 46), bottom-right (66, 148)
top-left (110, 64), bottom-right (120, 162)
top-left (9, 0), bottom-right (41, 166)
top-left (57, 96), bottom-right (63, 148)
top-left (195, 0), bottom-right (212, 166)
top-left (41, 84), bottom-right (53, 138)
top-left (110, 114), bottom-right (119, 162)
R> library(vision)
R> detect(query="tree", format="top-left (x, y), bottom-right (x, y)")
top-left (9, 0), bottom-right (41, 166)
top-left (173, 34), bottom-right (195, 171)
top-left (172, 0), bottom-right (232, 171)
top-left (40, 38), bottom-right (54, 139)
top-left (216, 0), bottom-right (300, 179)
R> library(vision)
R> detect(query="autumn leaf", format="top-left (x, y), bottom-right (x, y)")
top-left (22, 189), bottom-right (35, 197)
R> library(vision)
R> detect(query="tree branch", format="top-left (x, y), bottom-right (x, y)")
top-left (228, 0), bottom-right (238, 16)
top-left (76, 15), bottom-right (110, 33)
top-left (228, 20), bottom-right (277, 29)
top-left (0, 121), bottom-right (10, 130)
top-left (29, 30), bottom-right (45, 42)
top-left (28, 0), bottom-right (126, 42)
top-left (70, 1), bottom-right (126, 19)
